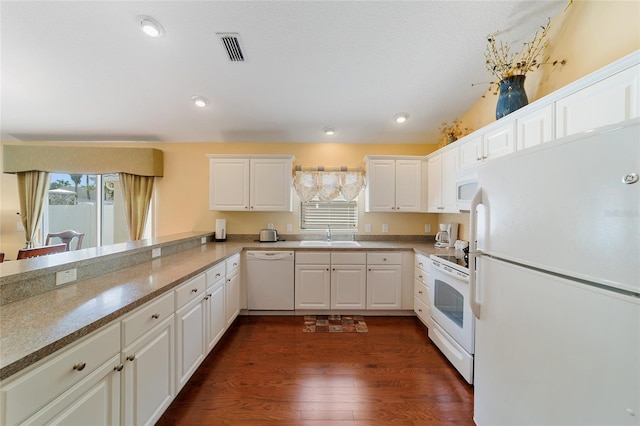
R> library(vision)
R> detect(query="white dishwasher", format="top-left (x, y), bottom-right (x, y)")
top-left (246, 251), bottom-right (295, 311)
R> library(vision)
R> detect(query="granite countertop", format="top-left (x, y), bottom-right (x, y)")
top-left (0, 238), bottom-right (449, 380)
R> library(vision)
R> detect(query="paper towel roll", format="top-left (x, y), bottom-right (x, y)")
top-left (215, 218), bottom-right (226, 241)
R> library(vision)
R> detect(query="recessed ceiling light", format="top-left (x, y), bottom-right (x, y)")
top-left (138, 15), bottom-right (164, 38)
top-left (191, 95), bottom-right (210, 108)
top-left (394, 113), bottom-right (409, 124)
top-left (323, 127), bottom-right (336, 136)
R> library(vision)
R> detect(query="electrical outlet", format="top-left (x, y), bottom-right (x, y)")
top-left (425, 224), bottom-right (431, 233)
top-left (152, 247), bottom-right (161, 258)
top-left (16, 221), bottom-right (24, 232)
top-left (365, 224), bottom-right (372, 233)
top-left (382, 224), bottom-right (389, 233)
top-left (286, 224), bottom-right (292, 232)
top-left (267, 223), bottom-right (274, 229)
top-left (56, 268), bottom-right (77, 285)
top-left (201, 237), bottom-right (207, 244)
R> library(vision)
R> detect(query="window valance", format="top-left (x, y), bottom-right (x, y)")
top-left (293, 165), bottom-right (365, 202)
top-left (3, 145), bottom-right (164, 177)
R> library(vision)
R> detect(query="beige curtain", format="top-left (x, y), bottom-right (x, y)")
top-left (17, 171), bottom-right (50, 248)
top-left (120, 173), bottom-right (155, 241)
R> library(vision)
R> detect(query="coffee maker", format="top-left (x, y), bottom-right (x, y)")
top-left (435, 223), bottom-right (458, 248)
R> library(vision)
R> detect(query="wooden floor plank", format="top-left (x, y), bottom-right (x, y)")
top-left (156, 316), bottom-right (474, 425)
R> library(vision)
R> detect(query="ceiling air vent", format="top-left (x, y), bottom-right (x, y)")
top-left (217, 33), bottom-right (245, 62)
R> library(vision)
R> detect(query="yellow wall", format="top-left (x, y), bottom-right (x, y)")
top-left (2, 1), bottom-right (639, 255)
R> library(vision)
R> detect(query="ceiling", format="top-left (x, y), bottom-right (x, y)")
top-left (1, 1), bottom-right (566, 144)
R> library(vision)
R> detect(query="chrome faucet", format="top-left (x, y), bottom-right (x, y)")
top-left (326, 225), bottom-right (331, 241)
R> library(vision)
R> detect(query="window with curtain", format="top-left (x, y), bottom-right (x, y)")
top-left (45, 173), bottom-right (150, 249)
top-left (300, 195), bottom-right (358, 231)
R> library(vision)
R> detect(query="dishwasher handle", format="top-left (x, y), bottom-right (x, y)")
top-left (246, 251), bottom-right (294, 261)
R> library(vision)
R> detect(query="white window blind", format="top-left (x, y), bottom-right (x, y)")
top-left (300, 195), bottom-right (357, 230)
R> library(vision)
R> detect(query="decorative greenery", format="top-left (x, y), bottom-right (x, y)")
top-left (439, 119), bottom-right (470, 146)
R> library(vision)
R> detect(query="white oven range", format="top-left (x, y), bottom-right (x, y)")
top-left (428, 254), bottom-right (475, 384)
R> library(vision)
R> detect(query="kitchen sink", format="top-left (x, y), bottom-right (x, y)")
top-left (298, 241), bottom-right (361, 247)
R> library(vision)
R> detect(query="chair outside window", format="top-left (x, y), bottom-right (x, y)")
top-left (45, 230), bottom-right (85, 251)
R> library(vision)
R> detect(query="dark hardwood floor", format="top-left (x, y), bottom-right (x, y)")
top-left (156, 316), bottom-right (474, 426)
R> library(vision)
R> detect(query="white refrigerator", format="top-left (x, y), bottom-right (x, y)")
top-left (469, 119), bottom-right (640, 426)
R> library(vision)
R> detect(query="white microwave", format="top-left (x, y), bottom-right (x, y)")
top-left (455, 168), bottom-right (478, 211)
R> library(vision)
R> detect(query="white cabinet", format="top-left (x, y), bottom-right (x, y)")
top-left (556, 64), bottom-right (640, 138)
top-left (366, 253), bottom-right (402, 309)
top-left (208, 155), bottom-right (294, 212)
top-left (295, 252), bottom-right (331, 310)
top-left (225, 254), bottom-right (241, 326)
top-left (414, 254), bottom-right (431, 328)
top-left (460, 123), bottom-right (516, 169)
top-left (122, 292), bottom-right (175, 426)
top-left (364, 156), bottom-right (426, 212)
top-left (330, 252), bottom-right (367, 309)
top-left (517, 103), bottom-right (554, 150)
top-left (174, 273), bottom-right (207, 391)
top-left (427, 148), bottom-right (458, 213)
top-left (0, 323), bottom-right (121, 426)
top-left (205, 262), bottom-right (226, 352)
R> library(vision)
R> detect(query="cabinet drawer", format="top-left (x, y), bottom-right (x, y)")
top-left (331, 252), bottom-right (366, 265)
top-left (175, 273), bottom-right (206, 310)
top-left (122, 291), bottom-right (174, 347)
top-left (414, 267), bottom-right (428, 286)
top-left (414, 296), bottom-right (431, 327)
top-left (296, 252), bottom-right (330, 264)
top-left (226, 254), bottom-right (241, 276)
top-left (415, 254), bottom-right (429, 272)
top-left (1, 322), bottom-right (120, 426)
top-left (414, 281), bottom-right (429, 305)
top-left (367, 252), bottom-right (401, 265)
top-left (205, 262), bottom-right (225, 286)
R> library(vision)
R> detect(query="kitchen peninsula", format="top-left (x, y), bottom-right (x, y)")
top-left (0, 232), bottom-right (444, 425)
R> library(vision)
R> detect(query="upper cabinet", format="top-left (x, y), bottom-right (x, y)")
top-left (556, 64), bottom-right (640, 138)
top-left (459, 122), bottom-right (516, 170)
top-left (364, 156), bottom-right (426, 212)
top-left (208, 155), bottom-right (294, 211)
top-left (427, 148), bottom-right (458, 213)
top-left (516, 104), bottom-right (554, 150)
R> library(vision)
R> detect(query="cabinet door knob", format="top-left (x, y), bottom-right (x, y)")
top-left (418, 290), bottom-right (423, 294)
top-left (418, 308), bottom-right (422, 313)
top-left (191, 288), bottom-right (198, 293)
top-left (216, 273), bottom-right (221, 277)
top-left (114, 364), bottom-right (124, 372)
top-left (73, 362), bottom-right (86, 371)
top-left (151, 313), bottom-right (160, 319)
top-left (127, 354), bottom-right (136, 362)
top-left (204, 296), bottom-right (209, 301)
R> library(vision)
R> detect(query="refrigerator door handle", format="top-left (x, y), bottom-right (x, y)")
top-left (468, 187), bottom-right (483, 319)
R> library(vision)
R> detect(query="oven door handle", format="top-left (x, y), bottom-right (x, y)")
top-left (469, 187), bottom-right (483, 319)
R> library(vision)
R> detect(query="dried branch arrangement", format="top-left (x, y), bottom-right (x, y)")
top-left (439, 119), bottom-right (471, 146)
top-left (485, 18), bottom-right (554, 81)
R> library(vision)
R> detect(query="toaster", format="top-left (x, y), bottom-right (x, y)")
top-left (259, 229), bottom-right (279, 242)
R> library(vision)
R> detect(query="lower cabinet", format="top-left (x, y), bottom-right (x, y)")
top-left (24, 354), bottom-right (121, 426)
top-left (366, 253), bottom-right (402, 309)
top-left (414, 254), bottom-right (431, 328)
top-left (205, 262), bottom-right (226, 352)
top-left (331, 252), bottom-right (367, 310)
top-left (174, 273), bottom-right (207, 391)
top-left (225, 254), bottom-right (241, 326)
top-left (122, 314), bottom-right (175, 426)
top-left (0, 323), bottom-right (121, 426)
top-left (295, 252), bottom-right (331, 309)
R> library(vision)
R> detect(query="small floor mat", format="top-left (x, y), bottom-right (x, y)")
top-left (303, 315), bottom-right (368, 333)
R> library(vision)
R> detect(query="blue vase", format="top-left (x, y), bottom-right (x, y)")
top-left (496, 75), bottom-right (528, 119)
